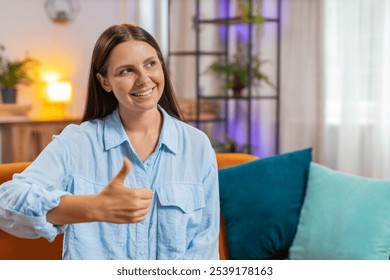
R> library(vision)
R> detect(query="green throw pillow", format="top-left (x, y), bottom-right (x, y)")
top-left (218, 148), bottom-right (312, 259)
top-left (289, 162), bottom-right (390, 260)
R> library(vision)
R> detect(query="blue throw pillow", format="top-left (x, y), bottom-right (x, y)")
top-left (218, 148), bottom-right (312, 259)
top-left (289, 163), bottom-right (390, 260)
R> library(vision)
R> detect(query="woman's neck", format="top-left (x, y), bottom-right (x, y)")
top-left (119, 107), bottom-right (162, 136)
top-left (119, 107), bottom-right (163, 162)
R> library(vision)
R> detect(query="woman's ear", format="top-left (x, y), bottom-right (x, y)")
top-left (96, 73), bottom-right (112, 92)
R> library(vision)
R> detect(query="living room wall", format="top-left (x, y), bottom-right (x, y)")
top-left (0, 0), bottom-right (141, 118)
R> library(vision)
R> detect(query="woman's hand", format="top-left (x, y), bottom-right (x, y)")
top-left (47, 159), bottom-right (153, 225)
top-left (96, 158), bottom-right (153, 223)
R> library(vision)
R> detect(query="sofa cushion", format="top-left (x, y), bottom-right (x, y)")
top-left (218, 148), bottom-right (312, 259)
top-left (289, 162), bottom-right (390, 260)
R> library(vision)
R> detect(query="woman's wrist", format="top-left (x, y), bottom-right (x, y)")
top-left (47, 194), bottom-right (102, 225)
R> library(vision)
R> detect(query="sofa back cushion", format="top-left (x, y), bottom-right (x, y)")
top-left (290, 162), bottom-right (390, 260)
top-left (219, 148), bottom-right (312, 259)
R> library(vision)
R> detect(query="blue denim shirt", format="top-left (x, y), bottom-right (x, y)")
top-left (0, 107), bottom-right (219, 260)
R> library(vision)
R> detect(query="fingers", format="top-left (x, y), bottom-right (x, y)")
top-left (128, 191), bottom-right (153, 210)
top-left (118, 207), bottom-right (150, 221)
top-left (136, 188), bottom-right (154, 200)
top-left (97, 158), bottom-right (155, 224)
top-left (113, 158), bottom-right (131, 183)
top-left (102, 189), bottom-right (153, 224)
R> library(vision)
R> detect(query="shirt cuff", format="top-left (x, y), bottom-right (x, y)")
top-left (4, 189), bottom-right (71, 241)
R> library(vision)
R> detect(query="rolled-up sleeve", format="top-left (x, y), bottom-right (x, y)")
top-left (0, 134), bottom-right (72, 241)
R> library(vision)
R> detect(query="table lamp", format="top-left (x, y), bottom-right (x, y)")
top-left (42, 81), bottom-right (73, 119)
top-left (47, 81), bottom-right (72, 103)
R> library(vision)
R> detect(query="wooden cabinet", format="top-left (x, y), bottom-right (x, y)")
top-left (0, 117), bottom-right (80, 163)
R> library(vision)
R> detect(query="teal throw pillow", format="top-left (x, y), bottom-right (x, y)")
top-left (289, 162), bottom-right (390, 260)
top-left (219, 148), bottom-right (312, 259)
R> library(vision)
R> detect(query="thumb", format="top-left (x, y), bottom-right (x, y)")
top-left (113, 158), bottom-right (131, 184)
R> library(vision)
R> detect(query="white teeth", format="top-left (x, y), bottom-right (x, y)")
top-left (132, 88), bottom-right (153, 97)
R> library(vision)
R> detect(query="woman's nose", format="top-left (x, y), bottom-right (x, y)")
top-left (135, 69), bottom-right (150, 86)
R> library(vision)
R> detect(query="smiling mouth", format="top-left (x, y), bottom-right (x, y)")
top-left (130, 86), bottom-right (156, 97)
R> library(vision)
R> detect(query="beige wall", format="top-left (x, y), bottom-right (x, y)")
top-left (0, 0), bottom-right (140, 118)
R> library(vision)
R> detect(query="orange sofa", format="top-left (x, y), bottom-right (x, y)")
top-left (0, 153), bottom-right (257, 260)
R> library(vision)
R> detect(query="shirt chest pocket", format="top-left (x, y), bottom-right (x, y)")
top-left (72, 176), bottom-right (106, 195)
top-left (156, 183), bottom-right (205, 213)
top-left (155, 183), bottom-right (205, 255)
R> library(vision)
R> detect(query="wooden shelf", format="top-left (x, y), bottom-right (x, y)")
top-left (0, 104), bottom-right (31, 117)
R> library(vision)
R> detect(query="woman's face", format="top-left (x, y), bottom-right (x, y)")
top-left (97, 39), bottom-right (165, 115)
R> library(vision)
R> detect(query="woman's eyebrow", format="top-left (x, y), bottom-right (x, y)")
top-left (113, 56), bottom-right (158, 72)
top-left (114, 64), bottom-right (134, 72)
top-left (144, 56), bottom-right (158, 63)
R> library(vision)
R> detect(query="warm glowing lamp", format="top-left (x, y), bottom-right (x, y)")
top-left (47, 81), bottom-right (72, 103)
top-left (40, 80), bottom-right (73, 119)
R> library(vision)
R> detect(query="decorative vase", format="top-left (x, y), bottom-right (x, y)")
top-left (1, 87), bottom-right (17, 103)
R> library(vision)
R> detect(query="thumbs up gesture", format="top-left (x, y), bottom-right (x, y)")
top-left (97, 158), bottom-right (153, 224)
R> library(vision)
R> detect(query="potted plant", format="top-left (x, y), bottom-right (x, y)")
top-left (208, 48), bottom-right (273, 97)
top-left (0, 45), bottom-right (38, 104)
top-left (238, 0), bottom-right (265, 24)
top-left (214, 137), bottom-right (250, 153)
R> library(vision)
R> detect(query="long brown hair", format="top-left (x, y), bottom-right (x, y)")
top-left (82, 24), bottom-right (182, 122)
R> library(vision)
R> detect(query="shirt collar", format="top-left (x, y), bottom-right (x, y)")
top-left (158, 105), bottom-right (179, 155)
top-left (103, 109), bottom-right (128, 151)
top-left (103, 106), bottom-right (179, 154)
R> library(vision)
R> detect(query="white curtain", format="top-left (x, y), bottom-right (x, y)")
top-left (323, 0), bottom-right (390, 178)
top-left (280, 0), bottom-right (325, 162)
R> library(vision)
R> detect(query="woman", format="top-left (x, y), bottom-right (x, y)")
top-left (0, 24), bottom-right (219, 260)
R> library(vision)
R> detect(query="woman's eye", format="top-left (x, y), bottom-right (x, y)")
top-left (120, 68), bottom-right (133, 75)
top-left (146, 60), bottom-right (156, 68)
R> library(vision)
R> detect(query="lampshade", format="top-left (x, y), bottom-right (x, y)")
top-left (47, 81), bottom-right (72, 103)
